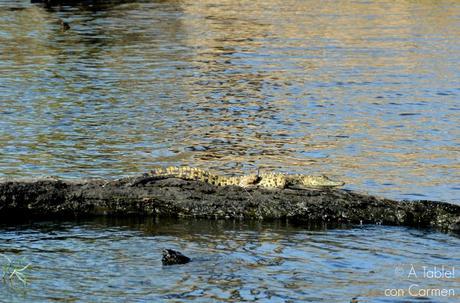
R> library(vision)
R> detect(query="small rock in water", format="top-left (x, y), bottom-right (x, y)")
top-left (162, 249), bottom-right (191, 265)
top-left (350, 297), bottom-right (359, 303)
top-left (59, 19), bottom-right (70, 31)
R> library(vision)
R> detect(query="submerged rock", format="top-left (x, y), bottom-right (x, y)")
top-left (162, 249), bottom-right (191, 266)
top-left (59, 19), bottom-right (70, 31)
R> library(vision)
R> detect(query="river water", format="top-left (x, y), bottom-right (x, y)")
top-left (1, 219), bottom-right (459, 302)
top-left (0, 0), bottom-right (459, 203)
top-left (0, 0), bottom-right (459, 302)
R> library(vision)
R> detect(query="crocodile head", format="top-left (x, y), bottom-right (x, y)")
top-left (297, 175), bottom-right (345, 188)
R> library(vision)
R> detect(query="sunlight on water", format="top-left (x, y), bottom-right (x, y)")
top-left (0, 0), bottom-right (459, 204)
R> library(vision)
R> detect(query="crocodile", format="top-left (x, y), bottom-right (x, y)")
top-left (146, 166), bottom-right (344, 189)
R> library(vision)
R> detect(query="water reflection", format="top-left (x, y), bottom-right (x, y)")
top-left (0, 218), bottom-right (459, 302)
top-left (0, 0), bottom-right (459, 203)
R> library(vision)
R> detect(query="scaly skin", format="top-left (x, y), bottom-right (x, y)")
top-left (150, 166), bottom-right (255, 187)
top-left (149, 166), bottom-right (344, 189)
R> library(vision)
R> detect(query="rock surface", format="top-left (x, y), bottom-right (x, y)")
top-left (0, 175), bottom-right (459, 233)
top-left (162, 249), bottom-right (191, 266)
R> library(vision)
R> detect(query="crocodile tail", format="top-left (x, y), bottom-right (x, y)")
top-left (150, 166), bottom-right (205, 181)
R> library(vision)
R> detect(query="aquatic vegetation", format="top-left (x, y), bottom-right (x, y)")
top-left (1, 254), bottom-right (31, 287)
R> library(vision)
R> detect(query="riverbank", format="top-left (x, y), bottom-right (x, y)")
top-left (1, 175), bottom-right (459, 233)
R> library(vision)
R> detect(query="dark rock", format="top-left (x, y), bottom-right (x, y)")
top-left (59, 19), bottom-right (70, 31)
top-left (449, 217), bottom-right (460, 232)
top-left (0, 175), bottom-right (459, 233)
top-left (162, 249), bottom-right (191, 266)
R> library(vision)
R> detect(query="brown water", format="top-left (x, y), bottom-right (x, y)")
top-left (0, 0), bottom-right (459, 203)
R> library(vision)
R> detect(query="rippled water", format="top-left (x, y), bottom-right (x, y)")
top-left (0, 0), bottom-right (458, 203)
top-left (0, 2), bottom-right (459, 301)
top-left (0, 219), bottom-right (459, 302)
